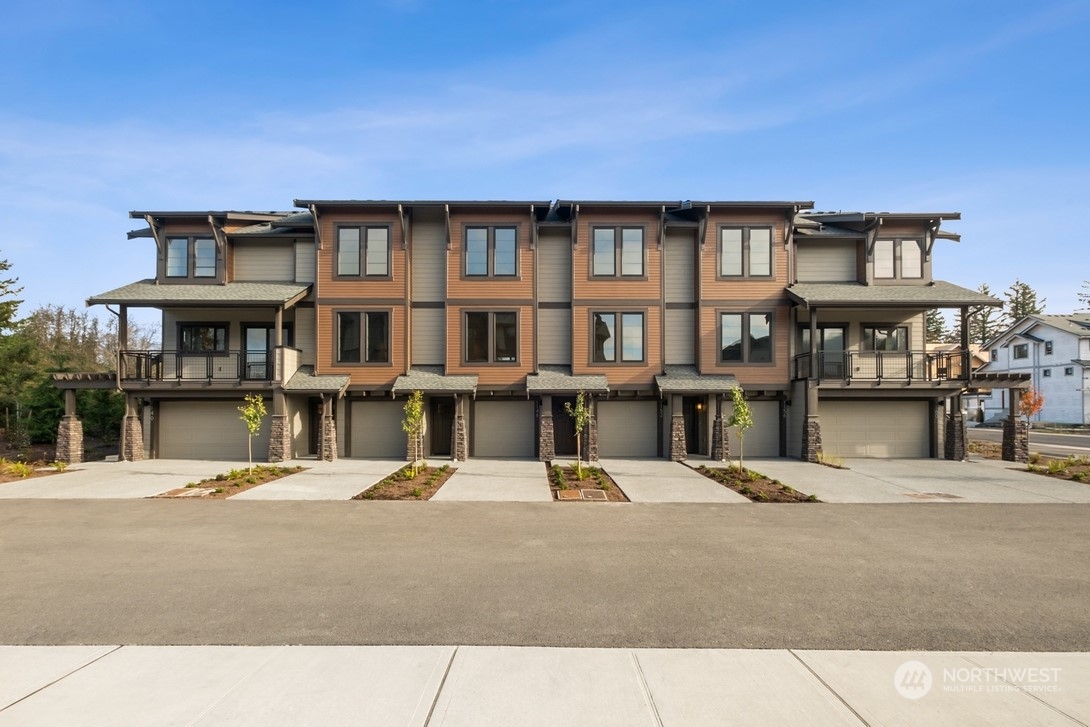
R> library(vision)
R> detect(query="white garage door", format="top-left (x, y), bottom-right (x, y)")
top-left (159, 400), bottom-right (270, 461)
top-left (350, 400), bottom-right (405, 458)
top-left (727, 400), bottom-right (780, 457)
top-left (597, 400), bottom-right (659, 457)
top-left (474, 401), bottom-right (535, 457)
top-left (822, 400), bottom-right (929, 458)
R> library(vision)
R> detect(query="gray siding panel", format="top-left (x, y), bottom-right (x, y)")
top-left (295, 242), bottom-right (315, 283)
top-left (797, 241), bottom-right (857, 282)
top-left (664, 309), bottom-right (695, 365)
top-left (537, 308), bottom-right (571, 365)
top-left (294, 307), bottom-right (315, 366)
top-left (412, 210), bottom-right (446, 302)
top-left (233, 242), bottom-right (294, 281)
top-left (787, 380), bottom-right (806, 459)
top-left (412, 307), bottom-right (445, 365)
top-left (537, 230), bottom-right (571, 302)
top-left (664, 232), bottom-right (695, 303)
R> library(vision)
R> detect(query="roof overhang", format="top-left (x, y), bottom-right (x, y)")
top-left (655, 367), bottom-right (740, 394)
top-left (787, 281), bottom-right (1000, 309)
top-left (392, 368), bottom-right (478, 395)
top-left (87, 280), bottom-right (312, 308)
top-left (526, 368), bottom-right (609, 395)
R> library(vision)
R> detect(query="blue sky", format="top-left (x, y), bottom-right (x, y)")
top-left (1, 0), bottom-right (1088, 333)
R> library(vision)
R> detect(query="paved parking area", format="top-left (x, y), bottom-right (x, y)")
top-left (598, 459), bottom-right (749, 503)
top-left (231, 459), bottom-right (404, 500)
top-left (431, 459), bottom-right (551, 501)
top-left (1, 646), bottom-right (1084, 726)
top-left (732, 457), bottom-right (1090, 504)
top-left (0, 460), bottom-right (240, 499)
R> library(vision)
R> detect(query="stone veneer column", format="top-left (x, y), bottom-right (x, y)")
top-left (55, 416), bottom-right (83, 464)
top-left (582, 413), bottom-right (598, 463)
top-left (944, 413), bottom-right (966, 461)
top-left (801, 416), bottom-right (822, 463)
top-left (1002, 417), bottom-right (1029, 463)
top-left (321, 403), bottom-right (337, 462)
top-left (268, 414), bottom-right (291, 463)
top-left (452, 394), bottom-right (468, 461)
top-left (121, 415), bottom-right (145, 462)
top-left (669, 415), bottom-right (686, 461)
top-left (711, 416), bottom-right (728, 462)
top-left (539, 415), bottom-right (555, 462)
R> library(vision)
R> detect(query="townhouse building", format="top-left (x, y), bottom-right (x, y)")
top-left (52, 199), bottom-right (1032, 465)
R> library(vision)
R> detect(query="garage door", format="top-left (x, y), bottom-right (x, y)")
top-left (474, 400), bottom-right (535, 457)
top-left (727, 400), bottom-right (780, 457)
top-left (350, 400), bottom-right (405, 458)
top-left (597, 400), bottom-right (659, 457)
top-left (822, 400), bottom-right (929, 458)
top-left (159, 400), bottom-right (270, 461)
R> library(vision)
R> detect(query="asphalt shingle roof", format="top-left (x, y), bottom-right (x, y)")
top-left (282, 366), bottom-right (350, 394)
top-left (392, 367), bottom-right (478, 394)
top-left (526, 366), bottom-right (609, 393)
top-left (87, 280), bottom-right (311, 307)
top-left (787, 281), bottom-right (998, 308)
top-left (655, 366), bottom-right (740, 393)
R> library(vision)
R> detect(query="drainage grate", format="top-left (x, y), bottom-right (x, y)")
top-left (581, 489), bottom-right (608, 501)
top-left (556, 490), bottom-right (582, 500)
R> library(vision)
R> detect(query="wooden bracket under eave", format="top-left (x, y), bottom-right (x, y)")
top-left (699, 205), bottom-right (710, 250)
top-left (309, 205), bottom-right (323, 250)
top-left (530, 204), bottom-right (537, 249)
top-left (924, 219), bottom-right (940, 262)
top-left (659, 205), bottom-right (666, 249)
top-left (444, 204), bottom-right (452, 250)
top-left (864, 216), bottom-right (883, 260)
top-left (143, 214), bottom-right (163, 254)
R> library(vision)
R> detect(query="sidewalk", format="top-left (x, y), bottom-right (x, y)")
top-left (1, 646), bottom-right (1084, 726)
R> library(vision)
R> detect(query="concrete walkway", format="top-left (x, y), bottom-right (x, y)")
top-left (598, 458), bottom-right (750, 503)
top-left (733, 457), bottom-right (1090, 504)
top-left (231, 459), bottom-right (404, 500)
top-left (431, 459), bottom-right (551, 501)
top-left (1, 645), bottom-right (1084, 726)
top-left (0, 459), bottom-right (241, 499)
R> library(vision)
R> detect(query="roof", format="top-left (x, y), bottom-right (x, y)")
top-left (230, 212), bottom-right (315, 236)
top-left (87, 280), bottom-right (311, 307)
top-left (1072, 360), bottom-right (1090, 366)
top-left (981, 313), bottom-right (1090, 350)
top-left (801, 211), bottom-right (961, 223)
top-left (282, 366), bottom-right (350, 395)
top-left (655, 366), bottom-right (739, 393)
top-left (295, 199), bottom-right (813, 211)
top-left (130, 210), bottom-right (290, 220)
top-left (787, 281), bottom-right (1000, 308)
top-left (526, 366), bottom-right (609, 394)
top-left (392, 366), bottom-right (478, 394)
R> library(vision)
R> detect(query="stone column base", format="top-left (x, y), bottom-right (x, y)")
top-left (268, 414), bottom-right (291, 463)
top-left (582, 414), bottom-right (598, 463)
top-left (538, 414), bottom-right (555, 462)
top-left (121, 415), bottom-right (144, 462)
top-left (711, 416), bottom-right (728, 462)
top-left (944, 413), bottom-right (966, 461)
top-left (55, 416), bottom-right (83, 464)
top-left (669, 415), bottom-right (686, 461)
top-left (1002, 417), bottom-right (1029, 463)
top-left (802, 415), bottom-right (822, 463)
top-left (321, 416), bottom-right (337, 462)
top-left (452, 414), bottom-right (468, 461)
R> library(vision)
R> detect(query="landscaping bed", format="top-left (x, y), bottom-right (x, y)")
top-left (1025, 455), bottom-right (1090, 483)
top-left (695, 464), bottom-right (818, 503)
top-left (353, 464), bottom-right (454, 500)
top-left (154, 465), bottom-right (305, 499)
top-left (968, 440), bottom-right (1002, 460)
top-left (547, 462), bottom-right (629, 502)
top-left (0, 457), bottom-right (66, 484)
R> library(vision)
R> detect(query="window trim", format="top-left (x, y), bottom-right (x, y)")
top-left (1043, 368), bottom-right (1052, 378)
top-left (1065, 367), bottom-right (1074, 376)
top-left (333, 308), bottom-right (392, 366)
top-left (1012, 343), bottom-right (1029, 360)
top-left (463, 225), bottom-right (519, 279)
top-left (463, 310), bottom-right (520, 365)
top-left (718, 311), bottom-right (776, 366)
top-left (861, 324), bottom-right (910, 352)
top-left (335, 225), bottom-right (391, 279)
top-left (590, 226), bottom-right (646, 279)
top-left (1045, 340), bottom-right (1054, 355)
top-left (165, 236), bottom-right (218, 280)
top-left (590, 310), bottom-right (647, 365)
top-left (873, 238), bottom-right (924, 280)
top-left (717, 225), bottom-right (775, 279)
top-left (176, 322), bottom-right (229, 354)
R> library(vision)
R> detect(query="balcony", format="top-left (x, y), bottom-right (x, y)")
top-left (793, 350), bottom-right (970, 383)
top-left (120, 350), bottom-right (274, 383)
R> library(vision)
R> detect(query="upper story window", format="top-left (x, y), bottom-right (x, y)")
top-left (1013, 343), bottom-right (1029, 359)
top-left (874, 239), bottom-right (923, 279)
top-left (719, 227), bottom-right (773, 278)
top-left (465, 311), bottom-right (518, 364)
top-left (465, 226), bottom-right (517, 277)
top-left (337, 226), bottom-right (389, 278)
top-left (862, 325), bottom-right (908, 351)
top-left (179, 324), bottom-right (227, 353)
top-left (1043, 368), bottom-right (1052, 377)
top-left (166, 237), bottom-right (216, 278)
top-left (1045, 340), bottom-right (1054, 355)
top-left (990, 349), bottom-right (999, 361)
top-left (720, 312), bottom-right (773, 363)
top-left (592, 311), bottom-right (645, 363)
top-left (1065, 367), bottom-right (1074, 376)
top-left (336, 310), bottom-right (390, 364)
top-left (592, 227), bottom-right (644, 277)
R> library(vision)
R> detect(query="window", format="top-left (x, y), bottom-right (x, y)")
top-left (873, 239), bottom-right (923, 279)
top-left (719, 227), bottom-right (773, 277)
top-left (1065, 367), bottom-right (1074, 376)
top-left (862, 325), bottom-right (908, 351)
top-left (465, 311), bottom-right (518, 363)
top-left (336, 311), bottom-right (390, 364)
top-left (1043, 368), bottom-right (1052, 378)
top-left (991, 349), bottom-right (999, 362)
top-left (1013, 343), bottom-right (1029, 359)
top-left (337, 226), bottom-right (389, 277)
top-left (179, 324), bottom-right (227, 353)
top-left (720, 312), bottom-right (773, 363)
top-left (166, 237), bottom-right (216, 278)
top-left (592, 227), bottom-right (644, 277)
top-left (465, 226), bottom-right (517, 277)
top-left (592, 312), bottom-right (644, 363)
top-left (1045, 341), bottom-right (1054, 355)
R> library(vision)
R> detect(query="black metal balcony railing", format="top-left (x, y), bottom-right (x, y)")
top-left (792, 350), bottom-right (970, 383)
top-left (120, 350), bottom-right (273, 382)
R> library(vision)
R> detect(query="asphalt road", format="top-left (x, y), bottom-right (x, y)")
top-left (1, 501), bottom-right (1089, 651)
top-left (969, 427), bottom-right (1090, 457)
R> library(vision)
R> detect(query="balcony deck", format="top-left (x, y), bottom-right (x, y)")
top-left (793, 350), bottom-right (970, 387)
top-left (119, 350), bottom-right (274, 386)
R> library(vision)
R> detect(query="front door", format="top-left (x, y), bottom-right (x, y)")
top-left (242, 326), bottom-right (272, 380)
top-left (552, 397), bottom-right (578, 456)
top-left (682, 396), bottom-right (707, 455)
top-left (430, 397), bottom-right (454, 457)
top-left (820, 327), bottom-right (846, 378)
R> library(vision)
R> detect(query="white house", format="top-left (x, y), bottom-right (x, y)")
top-left (977, 314), bottom-right (1090, 425)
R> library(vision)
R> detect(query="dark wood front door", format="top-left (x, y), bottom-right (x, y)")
top-left (683, 396), bottom-right (707, 455)
top-left (430, 397), bottom-right (454, 457)
top-left (308, 397), bottom-right (321, 455)
top-left (552, 397), bottom-right (578, 456)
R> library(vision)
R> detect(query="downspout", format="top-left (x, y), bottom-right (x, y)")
top-left (105, 304), bottom-right (123, 392)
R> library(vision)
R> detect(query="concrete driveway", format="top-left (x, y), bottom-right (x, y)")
top-left (598, 459), bottom-right (749, 503)
top-left (231, 459), bottom-right (404, 500)
top-left (0, 460), bottom-right (241, 499)
top-left (431, 459), bottom-right (551, 502)
top-left (739, 457), bottom-right (1090, 504)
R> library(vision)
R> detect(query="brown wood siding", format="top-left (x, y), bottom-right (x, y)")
top-left (699, 303), bottom-right (790, 386)
top-left (445, 304), bottom-right (534, 386)
top-left (316, 211), bottom-right (406, 300)
top-left (699, 211), bottom-right (789, 299)
top-left (571, 305), bottom-right (661, 387)
top-left (572, 211), bottom-right (662, 301)
top-left (315, 305), bottom-right (406, 388)
top-left (447, 211), bottom-right (534, 300)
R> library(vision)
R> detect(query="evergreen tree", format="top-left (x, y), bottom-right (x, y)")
top-left (1079, 281), bottom-right (1089, 311)
top-left (969, 284), bottom-right (1005, 346)
top-left (925, 309), bottom-right (950, 343)
top-left (1004, 279), bottom-right (1045, 322)
top-left (0, 253), bottom-right (22, 332)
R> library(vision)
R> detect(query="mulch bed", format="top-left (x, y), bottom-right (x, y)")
top-left (154, 465), bottom-right (305, 499)
top-left (695, 464), bottom-right (818, 503)
top-left (968, 440), bottom-right (1002, 460)
top-left (546, 462), bottom-right (629, 502)
top-left (353, 464), bottom-right (455, 500)
top-left (0, 459), bottom-right (65, 484)
top-left (1025, 455), bottom-right (1090, 483)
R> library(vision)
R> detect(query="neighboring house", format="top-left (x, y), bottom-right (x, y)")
top-left (51, 200), bottom-right (1031, 464)
top-left (976, 314), bottom-right (1090, 425)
